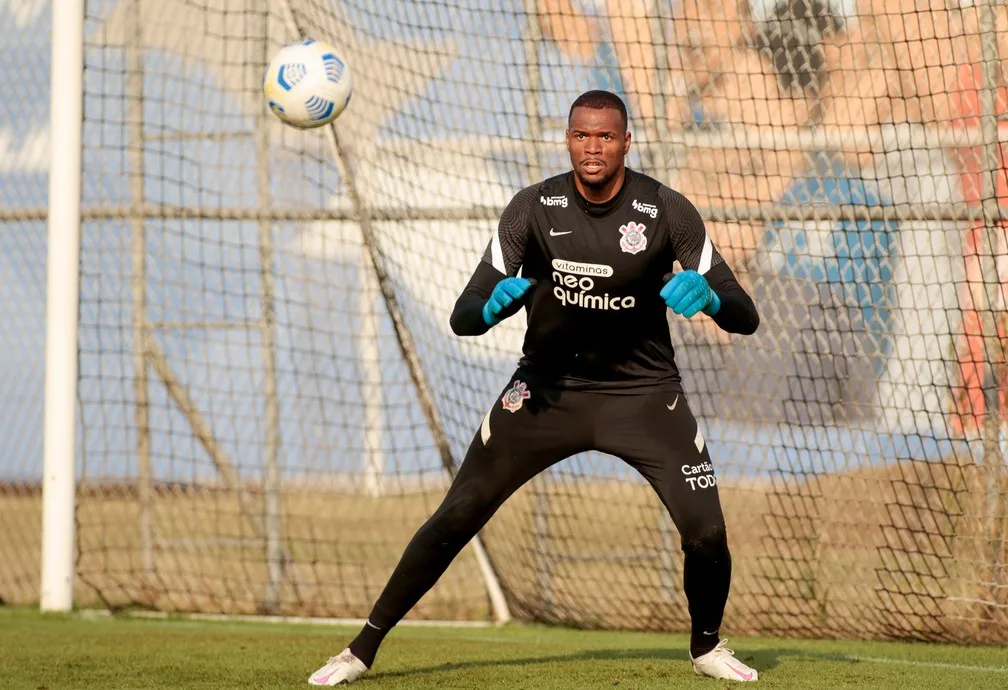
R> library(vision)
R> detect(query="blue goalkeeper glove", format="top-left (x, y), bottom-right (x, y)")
top-left (660, 271), bottom-right (720, 319)
top-left (482, 277), bottom-right (533, 327)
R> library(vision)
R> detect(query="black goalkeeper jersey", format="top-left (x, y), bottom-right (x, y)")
top-left (450, 168), bottom-right (759, 392)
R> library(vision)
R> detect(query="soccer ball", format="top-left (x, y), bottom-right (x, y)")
top-left (263, 39), bottom-right (353, 129)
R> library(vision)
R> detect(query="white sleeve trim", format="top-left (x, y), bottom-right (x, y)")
top-left (490, 228), bottom-right (505, 273)
top-left (697, 233), bottom-right (713, 275)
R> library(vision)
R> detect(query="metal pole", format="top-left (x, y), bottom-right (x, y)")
top-left (647, 0), bottom-right (678, 602)
top-left (40, 0), bottom-right (84, 612)
top-left (5, 201), bottom-right (1007, 225)
top-left (254, 5), bottom-right (284, 613)
top-left (647, 0), bottom-right (673, 181)
top-left (523, 0), bottom-right (543, 184)
top-left (126, 0), bottom-right (155, 579)
top-left (360, 262), bottom-right (386, 498)
top-left (978, 0), bottom-right (1006, 613)
top-left (523, 0), bottom-right (553, 619)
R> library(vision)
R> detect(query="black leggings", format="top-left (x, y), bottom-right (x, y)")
top-left (366, 369), bottom-right (730, 645)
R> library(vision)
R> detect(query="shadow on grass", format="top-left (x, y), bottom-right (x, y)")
top-left (370, 646), bottom-right (786, 681)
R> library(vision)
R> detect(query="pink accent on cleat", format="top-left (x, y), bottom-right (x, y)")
top-left (690, 639), bottom-right (758, 682)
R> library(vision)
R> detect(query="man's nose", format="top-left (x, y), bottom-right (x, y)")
top-left (584, 138), bottom-right (602, 153)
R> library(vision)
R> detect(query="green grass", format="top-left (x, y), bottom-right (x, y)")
top-left (2, 608), bottom-right (1007, 689)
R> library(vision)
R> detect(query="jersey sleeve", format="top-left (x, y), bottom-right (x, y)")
top-left (450, 186), bottom-right (537, 336)
top-left (479, 185), bottom-right (537, 275)
top-left (658, 186), bottom-right (760, 334)
top-left (658, 186), bottom-right (723, 275)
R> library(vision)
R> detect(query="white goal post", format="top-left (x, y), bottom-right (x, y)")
top-left (40, 0), bottom-right (85, 613)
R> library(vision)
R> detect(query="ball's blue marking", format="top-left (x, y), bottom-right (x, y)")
top-left (305, 94), bottom-right (334, 121)
top-left (277, 63), bottom-right (306, 91)
top-left (268, 101), bottom-right (288, 121)
top-left (321, 52), bottom-right (345, 84)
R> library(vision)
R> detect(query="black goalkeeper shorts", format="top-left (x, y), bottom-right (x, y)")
top-left (451, 367), bottom-right (727, 544)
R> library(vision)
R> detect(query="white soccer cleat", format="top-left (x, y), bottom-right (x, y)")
top-left (308, 648), bottom-right (369, 686)
top-left (690, 639), bottom-right (758, 682)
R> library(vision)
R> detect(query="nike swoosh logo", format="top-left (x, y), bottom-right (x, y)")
top-left (666, 395), bottom-right (679, 411)
top-left (549, 228), bottom-right (572, 236)
top-left (724, 662), bottom-right (754, 681)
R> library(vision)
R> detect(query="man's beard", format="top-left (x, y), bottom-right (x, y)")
top-left (575, 165), bottom-right (616, 190)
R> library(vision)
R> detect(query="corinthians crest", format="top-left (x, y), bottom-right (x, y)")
top-left (501, 380), bottom-right (531, 413)
top-left (619, 221), bottom-right (647, 254)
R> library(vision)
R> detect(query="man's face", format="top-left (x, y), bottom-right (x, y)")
top-left (566, 106), bottom-right (631, 190)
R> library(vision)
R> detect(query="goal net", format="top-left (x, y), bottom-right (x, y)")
top-left (18, 0), bottom-right (1008, 641)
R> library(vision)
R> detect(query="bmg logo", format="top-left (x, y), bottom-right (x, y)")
top-left (632, 199), bottom-right (658, 219)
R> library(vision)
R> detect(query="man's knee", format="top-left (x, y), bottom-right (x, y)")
top-left (680, 520), bottom-right (728, 556)
top-left (430, 480), bottom-right (495, 537)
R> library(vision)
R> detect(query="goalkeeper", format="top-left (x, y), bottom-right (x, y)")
top-left (309, 90), bottom-right (760, 685)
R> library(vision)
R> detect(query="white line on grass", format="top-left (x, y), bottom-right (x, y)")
top-left (76, 609), bottom-right (495, 628)
top-left (838, 655), bottom-right (1008, 674)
